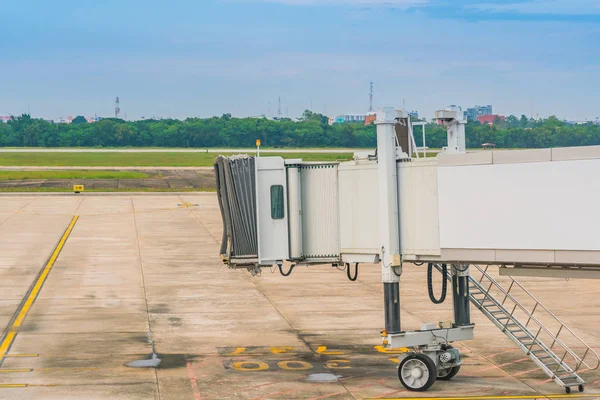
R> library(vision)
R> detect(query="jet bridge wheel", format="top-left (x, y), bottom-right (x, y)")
top-left (398, 353), bottom-right (437, 392)
top-left (437, 364), bottom-right (460, 381)
top-left (436, 345), bottom-right (461, 381)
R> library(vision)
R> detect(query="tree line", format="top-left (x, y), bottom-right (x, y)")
top-left (1, 111), bottom-right (599, 149)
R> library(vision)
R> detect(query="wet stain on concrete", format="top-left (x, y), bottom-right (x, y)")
top-left (125, 353), bottom-right (162, 368)
top-left (149, 303), bottom-right (170, 313)
top-left (125, 353), bottom-right (197, 369)
top-left (19, 322), bottom-right (38, 332)
top-left (306, 373), bottom-right (343, 382)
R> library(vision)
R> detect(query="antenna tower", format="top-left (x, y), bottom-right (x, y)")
top-left (369, 81), bottom-right (374, 112)
top-left (115, 97), bottom-right (121, 118)
top-left (278, 97), bottom-right (282, 118)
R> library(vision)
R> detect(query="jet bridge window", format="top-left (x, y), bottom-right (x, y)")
top-left (270, 185), bottom-right (284, 219)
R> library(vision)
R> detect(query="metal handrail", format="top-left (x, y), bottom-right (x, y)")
top-left (470, 264), bottom-right (600, 373)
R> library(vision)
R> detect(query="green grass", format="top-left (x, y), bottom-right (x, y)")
top-left (0, 152), bottom-right (352, 167)
top-left (0, 171), bottom-right (150, 180)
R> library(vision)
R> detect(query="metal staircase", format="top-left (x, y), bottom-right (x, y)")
top-left (434, 263), bottom-right (600, 393)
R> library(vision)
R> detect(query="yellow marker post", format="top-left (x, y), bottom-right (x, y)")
top-left (256, 139), bottom-right (261, 157)
top-left (73, 185), bottom-right (84, 193)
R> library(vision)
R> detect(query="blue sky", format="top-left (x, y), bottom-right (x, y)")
top-left (0, 0), bottom-right (598, 121)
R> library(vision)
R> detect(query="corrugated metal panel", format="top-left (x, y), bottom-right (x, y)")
top-left (300, 164), bottom-right (340, 258)
top-left (286, 166), bottom-right (303, 259)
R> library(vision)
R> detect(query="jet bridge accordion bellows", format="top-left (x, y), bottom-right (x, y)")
top-left (214, 155), bottom-right (258, 263)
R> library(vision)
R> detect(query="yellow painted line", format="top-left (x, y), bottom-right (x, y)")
top-left (0, 369), bottom-right (32, 373)
top-left (4, 354), bottom-right (38, 358)
top-left (0, 384), bottom-right (28, 388)
top-left (371, 394), bottom-right (600, 400)
top-left (0, 216), bottom-right (79, 362)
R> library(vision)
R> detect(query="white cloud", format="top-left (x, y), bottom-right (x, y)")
top-left (471, 0), bottom-right (600, 15)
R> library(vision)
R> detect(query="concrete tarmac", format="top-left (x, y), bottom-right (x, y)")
top-left (0, 194), bottom-right (598, 400)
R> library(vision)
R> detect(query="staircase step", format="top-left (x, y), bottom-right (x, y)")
top-left (538, 355), bottom-right (554, 361)
top-left (559, 375), bottom-right (579, 382)
top-left (542, 361), bottom-right (559, 368)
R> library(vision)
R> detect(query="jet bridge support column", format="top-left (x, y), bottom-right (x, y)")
top-left (376, 108), bottom-right (403, 334)
top-left (452, 264), bottom-right (471, 327)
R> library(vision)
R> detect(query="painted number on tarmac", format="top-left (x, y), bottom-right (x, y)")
top-left (229, 359), bottom-right (350, 372)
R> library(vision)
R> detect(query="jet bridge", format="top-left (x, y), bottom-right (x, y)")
top-left (214, 107), bottom-right (600, 393)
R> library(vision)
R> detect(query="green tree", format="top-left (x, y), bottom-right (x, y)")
top-left (72, 116), bottom-right (87, 124)
top-left (1, 113), bottom-right (599, 150)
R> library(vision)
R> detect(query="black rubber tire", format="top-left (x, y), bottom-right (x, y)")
top-left (579, 384), bottom-right (584, 392)
top-left (398, 353), bottom-right (437, 392)
top-left (437, 364), bottom-right (461, 381)
top-left (565, 387), bottom-right (571, 394)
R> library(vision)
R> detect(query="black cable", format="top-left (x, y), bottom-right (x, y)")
top-left (454, 264), bottom-right (469, 272)
top-left (347, 263), bottom-right (358, 281)
top-left (428, 263), bottom-right (447, 304)
top-left (279, 264), bottom-right (294, 277)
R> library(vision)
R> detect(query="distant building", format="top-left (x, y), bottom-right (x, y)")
top-left (408, 110), bottom-right (419, 119)
top-left (466, 105), bottom-right (493, 121)
top-left (364, 113), bottom-right (377, 126)
top-left (477, 115), bottom-right (505, 125)
top-left (56, 116), bottom-right (74, 124)
top-left (336, 114), bottom-right (366, 123)
top-left (0, 116), bottom-right (11, 123)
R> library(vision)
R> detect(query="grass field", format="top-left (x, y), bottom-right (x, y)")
top-left (0, 171), bottom-right (150, 180)
top-left (0, 152), bottom-right (352, 167)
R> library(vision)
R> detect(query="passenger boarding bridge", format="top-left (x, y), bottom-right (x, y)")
top-left (214, 107), bottom-right (600, 393)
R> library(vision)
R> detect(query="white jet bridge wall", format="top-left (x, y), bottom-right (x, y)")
top-left (256, 157), bottom-right (289, 265)
top-left (338, 161), bottom-right (380, 260)
top-left (337, 158), bottom-right (441, 261)
top-left (398, 159), bottom-right (441, 257)
top-left (435, 146), bottom-right (600, 266)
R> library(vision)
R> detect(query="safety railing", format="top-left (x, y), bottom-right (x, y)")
top-left (470, 264), bottom-right (600, 375)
